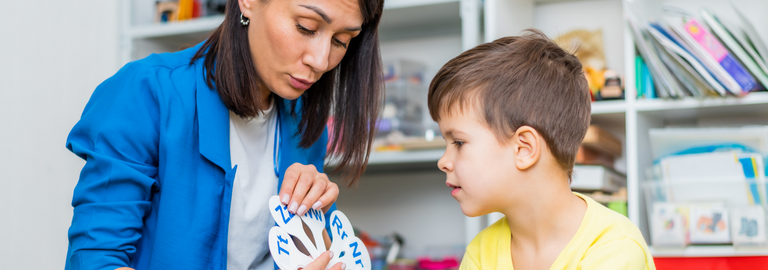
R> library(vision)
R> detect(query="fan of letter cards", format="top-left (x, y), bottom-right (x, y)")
top-left (268, 195), bottom-right (371, 270)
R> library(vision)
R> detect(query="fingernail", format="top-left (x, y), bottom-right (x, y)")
top-left (297, 205), bottom-right (308, 216)
top-left (289, 202), bottom-right (298, 213)
top-left (281, 194), bottom-right (290, 204)
top-left (341, 262), bottom-right (346, 269)
top-left (312, 201), bottom-right (322, 210)
top-left (328, 250), bottom-right (334, 259)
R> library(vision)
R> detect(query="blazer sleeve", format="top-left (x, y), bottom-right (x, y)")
top-left (65, 62), bottom-right (163, 270)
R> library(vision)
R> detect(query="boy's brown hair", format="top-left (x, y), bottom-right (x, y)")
top-left (428, 29), bottom-right (591, 178)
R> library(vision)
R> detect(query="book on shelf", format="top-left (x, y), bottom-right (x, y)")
top-left (627, 4), bottom-right (768, 99)
top-left (581, 125), bottom-right (622, 158)
top-left (571, 165), bottom-right (626, 193)
top-left (635, 55), bottom-right (656, 99)
top-left (700, 9), bottom-right (768, 90)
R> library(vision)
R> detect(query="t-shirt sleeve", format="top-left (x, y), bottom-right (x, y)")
top-left (459, 229), bottom-right (485, 270)
top-left (578, 238), bottom-right (650, 270)
top-left (459, 244), bottom-right (481, 270)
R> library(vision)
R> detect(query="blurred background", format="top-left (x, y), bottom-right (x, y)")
top-left (3, 0), bottom-right (768, 269)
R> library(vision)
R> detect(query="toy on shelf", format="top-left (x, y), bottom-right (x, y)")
top-left (154, 0), bottom-right (203, 23)
top-left (554, 29), bottom-right (625, 101)
top-left (155, 2), bottom-right (179, 23)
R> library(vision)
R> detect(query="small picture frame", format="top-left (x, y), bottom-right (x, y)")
top-left (650, 202), bottom-right (688, 247)
top-left (730, 206), bottom-right (767, 246)
top-left (688, 203), bottom-right (731, 244)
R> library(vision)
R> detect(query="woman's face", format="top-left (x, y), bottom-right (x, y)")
top-left (240, 0), bottom-right (363, 101)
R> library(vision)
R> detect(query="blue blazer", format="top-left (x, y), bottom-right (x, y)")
top-left (65, 43), bottom-right (335, 270)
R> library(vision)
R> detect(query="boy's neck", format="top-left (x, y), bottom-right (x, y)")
top-left (501, 172), bottom-right (587, 255)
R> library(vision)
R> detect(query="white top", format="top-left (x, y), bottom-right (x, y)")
top-left (227, 103), bottom-right (279, 270)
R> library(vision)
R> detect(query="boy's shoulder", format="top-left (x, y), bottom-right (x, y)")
top-left (569, 193), bottom-right (654, 269)
top-left (461, 217), bottom-right (513, 270)
top-left (575, 192), bottom-right (645, 242)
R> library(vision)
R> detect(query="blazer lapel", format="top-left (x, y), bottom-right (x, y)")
top-left (195, 59), bottom-right (231, 172)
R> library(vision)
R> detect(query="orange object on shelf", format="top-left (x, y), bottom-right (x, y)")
top-left (576, 145), bottom-right (614, 168)
top-left (654, 256), bottom-right (768, 270)
top-left (177, 0), bottom-right (194, 21)
top-left (581, 125), bottom-right (622, 158)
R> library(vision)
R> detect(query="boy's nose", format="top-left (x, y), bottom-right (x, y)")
top-left (437, 154), bottom-right (453, 173)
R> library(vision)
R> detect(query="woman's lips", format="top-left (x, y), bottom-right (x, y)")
top-left (289, 76), bottom-right (313, 90)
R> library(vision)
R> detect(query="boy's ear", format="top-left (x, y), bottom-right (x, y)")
top-left (513, 126), bottom-right (541, 171)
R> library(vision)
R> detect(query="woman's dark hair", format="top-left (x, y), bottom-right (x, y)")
top-left (191, 0), bottom-right (384, 186)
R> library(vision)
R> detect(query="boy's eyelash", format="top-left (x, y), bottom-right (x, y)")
top-left (452, 141), bottom-right (464, 147)
top-left (296, 23), bottom-right (348, 49)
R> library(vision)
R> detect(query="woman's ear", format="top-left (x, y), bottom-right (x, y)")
top-left (513, 126), bottom-right (541, 171)
top-left (239, 0), bottom-right (255, 18)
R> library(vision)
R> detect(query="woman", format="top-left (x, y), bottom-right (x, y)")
top-left (64, 0), bottom-right (384, 269)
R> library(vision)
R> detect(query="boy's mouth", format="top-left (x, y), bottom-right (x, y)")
top-left (447, 182), bottom-right (461, 196)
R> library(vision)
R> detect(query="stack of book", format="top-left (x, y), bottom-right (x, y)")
top-left (572, 125), bottom-right (626, 193)
top-left (627, 4), bottom-right (768, 99)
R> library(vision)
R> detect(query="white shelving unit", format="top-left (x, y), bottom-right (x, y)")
top-left (122, 0), bottom-right (768, 259)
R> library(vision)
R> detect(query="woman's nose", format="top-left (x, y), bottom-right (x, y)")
top-left (302, 37), bottom-right (332, 73)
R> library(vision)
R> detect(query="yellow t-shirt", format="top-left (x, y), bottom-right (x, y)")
top-left (460, 193), bottom-right (655, 270)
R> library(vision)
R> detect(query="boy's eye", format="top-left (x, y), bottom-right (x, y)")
top-left (452, 141), bottom-right (464, 147)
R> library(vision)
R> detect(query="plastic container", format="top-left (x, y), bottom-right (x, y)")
top-left (643, 178), bottom-right (768, 248)
top-left (380, 59), bottom-right (429, 138)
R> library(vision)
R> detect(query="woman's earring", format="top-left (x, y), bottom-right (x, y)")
top-left (240, 13), bottom-right (250, 26)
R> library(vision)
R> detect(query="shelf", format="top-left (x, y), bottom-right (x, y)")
top-left (379, 0), bottom-right (461, 40)
top-left (368, 149), bottom-right (444, 165)
top-left (636, 92), bottom-right (768, 112)
top-left (635, 92), bottom-right (768, 120)
top-left (326, 149), bottom-right (445, 174)
top-left (130, 15), bottom-right (224, 39)
top-left (128, 0), bottom-right (461, 41)
top-left (591, 100), bottom-right (627, 115)
top-left (650, 245), bottom-right (768, 258)
top-left (384, 0), bottom-right (459, 9)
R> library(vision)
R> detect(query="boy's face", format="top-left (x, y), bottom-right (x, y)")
top-left (437, 106), bottom-right (519, 217)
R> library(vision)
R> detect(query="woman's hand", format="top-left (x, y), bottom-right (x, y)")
top-left (279, 163), bottom-right (339, 216)
top-left (305, 251), bottom-right (345, 270)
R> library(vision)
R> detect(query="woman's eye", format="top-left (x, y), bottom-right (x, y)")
top-left (332, 38), bottom-right (348, 49)
top-left (452, 141), bottom-right (464, 147)
top-left (296, 23), bottom-right (316, 36)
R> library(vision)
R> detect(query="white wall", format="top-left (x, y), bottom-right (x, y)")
top-left (0, 1), bottom-right (121, 269)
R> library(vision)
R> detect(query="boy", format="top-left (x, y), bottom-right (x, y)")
top-left (428, 30), bottom-right (655, 270)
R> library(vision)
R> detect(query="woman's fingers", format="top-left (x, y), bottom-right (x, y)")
top-left (299, 174), bottom-right (329, 215)
top-left (318, 181), bottom-right (339, 212)
top-left (289, 167), bottom-right (314, 214)
top-left (279, 163), bottom-right (337, 215)
top-left (299, 251), bottom-right (344, 270)
top-left (279, 163), bottom-right (304, 206)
